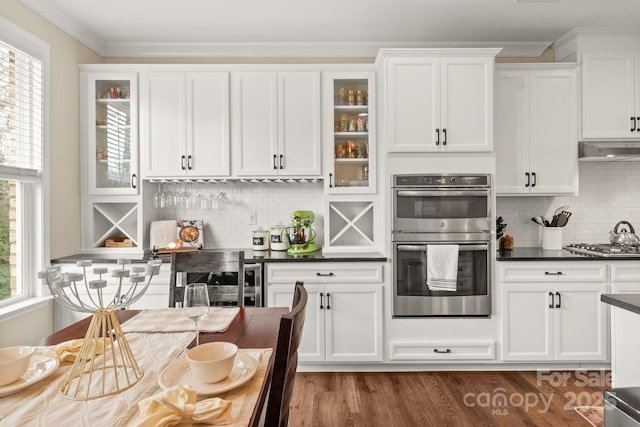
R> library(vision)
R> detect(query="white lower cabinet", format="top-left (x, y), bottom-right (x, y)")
top-left (266, 262), bottom-right (384, 363)
top-left (499, 262), bottom-right (609, 362)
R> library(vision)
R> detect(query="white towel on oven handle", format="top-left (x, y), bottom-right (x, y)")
top-left (426, 244), bottom-right (459, 291)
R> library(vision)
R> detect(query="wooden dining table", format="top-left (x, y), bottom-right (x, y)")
top-left (32, 306), bottom-right (288, 426)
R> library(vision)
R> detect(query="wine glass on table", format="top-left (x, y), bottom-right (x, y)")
top-left (183, 283), bottom-right (210, 346)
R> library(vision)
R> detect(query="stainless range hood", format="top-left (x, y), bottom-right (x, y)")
top-left (579, 141), bottom-right (640, 161)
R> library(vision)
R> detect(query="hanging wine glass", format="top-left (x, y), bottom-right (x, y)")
top-left (153, 181), bottom-right (165, 209)
top-left (178, 181), bottom-right (191, 210)
top-left (164, 180), bottom-right (179, 208)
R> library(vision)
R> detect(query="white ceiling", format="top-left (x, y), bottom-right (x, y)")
top-left (18, 0), bottom-right (640, 58)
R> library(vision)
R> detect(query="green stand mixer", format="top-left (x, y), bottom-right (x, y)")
top-left (287, 210), bottom-right (320, 255)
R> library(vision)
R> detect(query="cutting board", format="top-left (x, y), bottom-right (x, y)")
top-left (150, 220), bottom-right (178, 249)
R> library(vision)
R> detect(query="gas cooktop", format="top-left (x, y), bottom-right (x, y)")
top-left (564, 243), bottom-right (640, 258)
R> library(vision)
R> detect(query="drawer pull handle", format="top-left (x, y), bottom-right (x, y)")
top-left (433, 348), bottom-right (451, 354)
top-left (544, 271), bottom-right (563, 275)
top-left (316, 272), bottom-right (334, 277)
top-left (549, 291), bottom-right (555, 309)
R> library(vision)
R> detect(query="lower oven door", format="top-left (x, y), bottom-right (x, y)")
top-left (393, 241), bottom-right (491, 317)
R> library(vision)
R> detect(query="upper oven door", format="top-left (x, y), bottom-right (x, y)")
top-left (392, 188), bottom-right (491, 233)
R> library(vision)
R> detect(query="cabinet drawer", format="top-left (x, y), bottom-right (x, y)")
top-left (266, 262), bottom-right (383, 284)
top-left (389, 341), bottom-right (495, 361)
top-left (610, 263), bottom-right (640, 282)
top-left (499, 262), bottom-right (607, 283)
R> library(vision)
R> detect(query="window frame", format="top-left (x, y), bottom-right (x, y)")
top-left (0, 17), bottom-right (49, 310)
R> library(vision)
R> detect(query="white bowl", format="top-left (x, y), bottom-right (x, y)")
top-left (186, 342), bottom-right (238, 384)
top-left (0, 346), bottom-right (35, 387)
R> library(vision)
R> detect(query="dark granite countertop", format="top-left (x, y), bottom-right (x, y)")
top-left (51, 249), bottom-right (388, 264)
top-left (601, 294), bottom-right (640, 315)
top-left (496, 247), bottom-right (639, 261)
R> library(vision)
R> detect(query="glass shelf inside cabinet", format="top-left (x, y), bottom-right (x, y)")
top-left (333, 79), bottom-right (369, 189)
top-left (328, 201), bottom-right (374, 247)
top-left (95, 80), bottom-right (132, 190)
top-left (92, 202), bottom-right (138, 248)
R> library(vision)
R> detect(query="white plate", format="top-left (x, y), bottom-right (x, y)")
top-left (158, 352), bottom-right (258, 396)
top-left (0, 355), bottom-right (60, 397)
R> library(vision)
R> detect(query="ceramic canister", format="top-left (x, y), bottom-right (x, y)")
top-left (270, 222), bottom-right (290, 251)
top-left (252, 227), bottom-right (270, 251)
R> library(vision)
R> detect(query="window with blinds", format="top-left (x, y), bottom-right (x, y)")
top-left (0, 40), bottom-right (43, 175)
top-left (0, 37), bottom-right (43, 304)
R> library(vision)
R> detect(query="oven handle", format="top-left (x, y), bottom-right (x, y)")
top-left (396, 190), bottom-right (490, 197)
top-left (397, 244), bottom-right (489, 252)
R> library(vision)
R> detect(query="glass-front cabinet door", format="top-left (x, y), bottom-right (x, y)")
top-left (85, 73), bottom-right (138, 195)
top-left (323, 71), bottom-right (376, 194)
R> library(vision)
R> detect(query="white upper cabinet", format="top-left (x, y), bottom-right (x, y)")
top-left (495, 65), bottom-right (578, 195)
top-left (581, 51), bottom-right (640, 139)
top-left (377, 49), bottom-right (499, 153)
top-left (83, 72), bottom-right (139, 195)
top-left (232, 71), bottom-right (322, 176)
top-left (323, 71), bottom-right (376, 194)
top-left (140, 71), bottom-right (230, 178)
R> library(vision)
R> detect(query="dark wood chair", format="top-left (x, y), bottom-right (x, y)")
top-left (168, 250), bottom-right (244, 307)
top-left (261, 281), bottom-right (308, 427)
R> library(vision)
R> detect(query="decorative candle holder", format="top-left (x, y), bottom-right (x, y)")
top-left (38, 259), bottom-right (161, 400)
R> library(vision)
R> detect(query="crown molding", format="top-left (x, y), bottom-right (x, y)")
top-left (103, 41), bottom-right (550, 59)
top-left (19, 0), bottom-right (105, 54)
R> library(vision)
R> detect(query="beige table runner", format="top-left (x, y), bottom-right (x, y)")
top-left (121, 307), bottom-right (240, 333)
top-left (0, 339), bottom-right (271, 427)
top-left (0, 332), bottom-right (192, 426)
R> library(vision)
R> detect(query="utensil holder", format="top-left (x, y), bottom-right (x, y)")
top-left (542, 228), bottom-right (563, 250)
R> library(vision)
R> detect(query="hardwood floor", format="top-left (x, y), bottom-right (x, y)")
top-left (289, 371), bottom-right (608, 426)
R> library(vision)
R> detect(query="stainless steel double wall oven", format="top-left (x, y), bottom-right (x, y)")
top-left (392, 174), bottom-right (492, 317)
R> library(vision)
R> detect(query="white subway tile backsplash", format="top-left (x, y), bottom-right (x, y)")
top-left (497, 162), bottom-right (640, 248)
top-left (155, 182), bottom-right (325, 249)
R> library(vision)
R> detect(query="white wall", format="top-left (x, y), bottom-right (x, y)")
top-left (497, 162), bottom-right (640, 248)
top-left (0, 301), bottom-right (54, 347)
